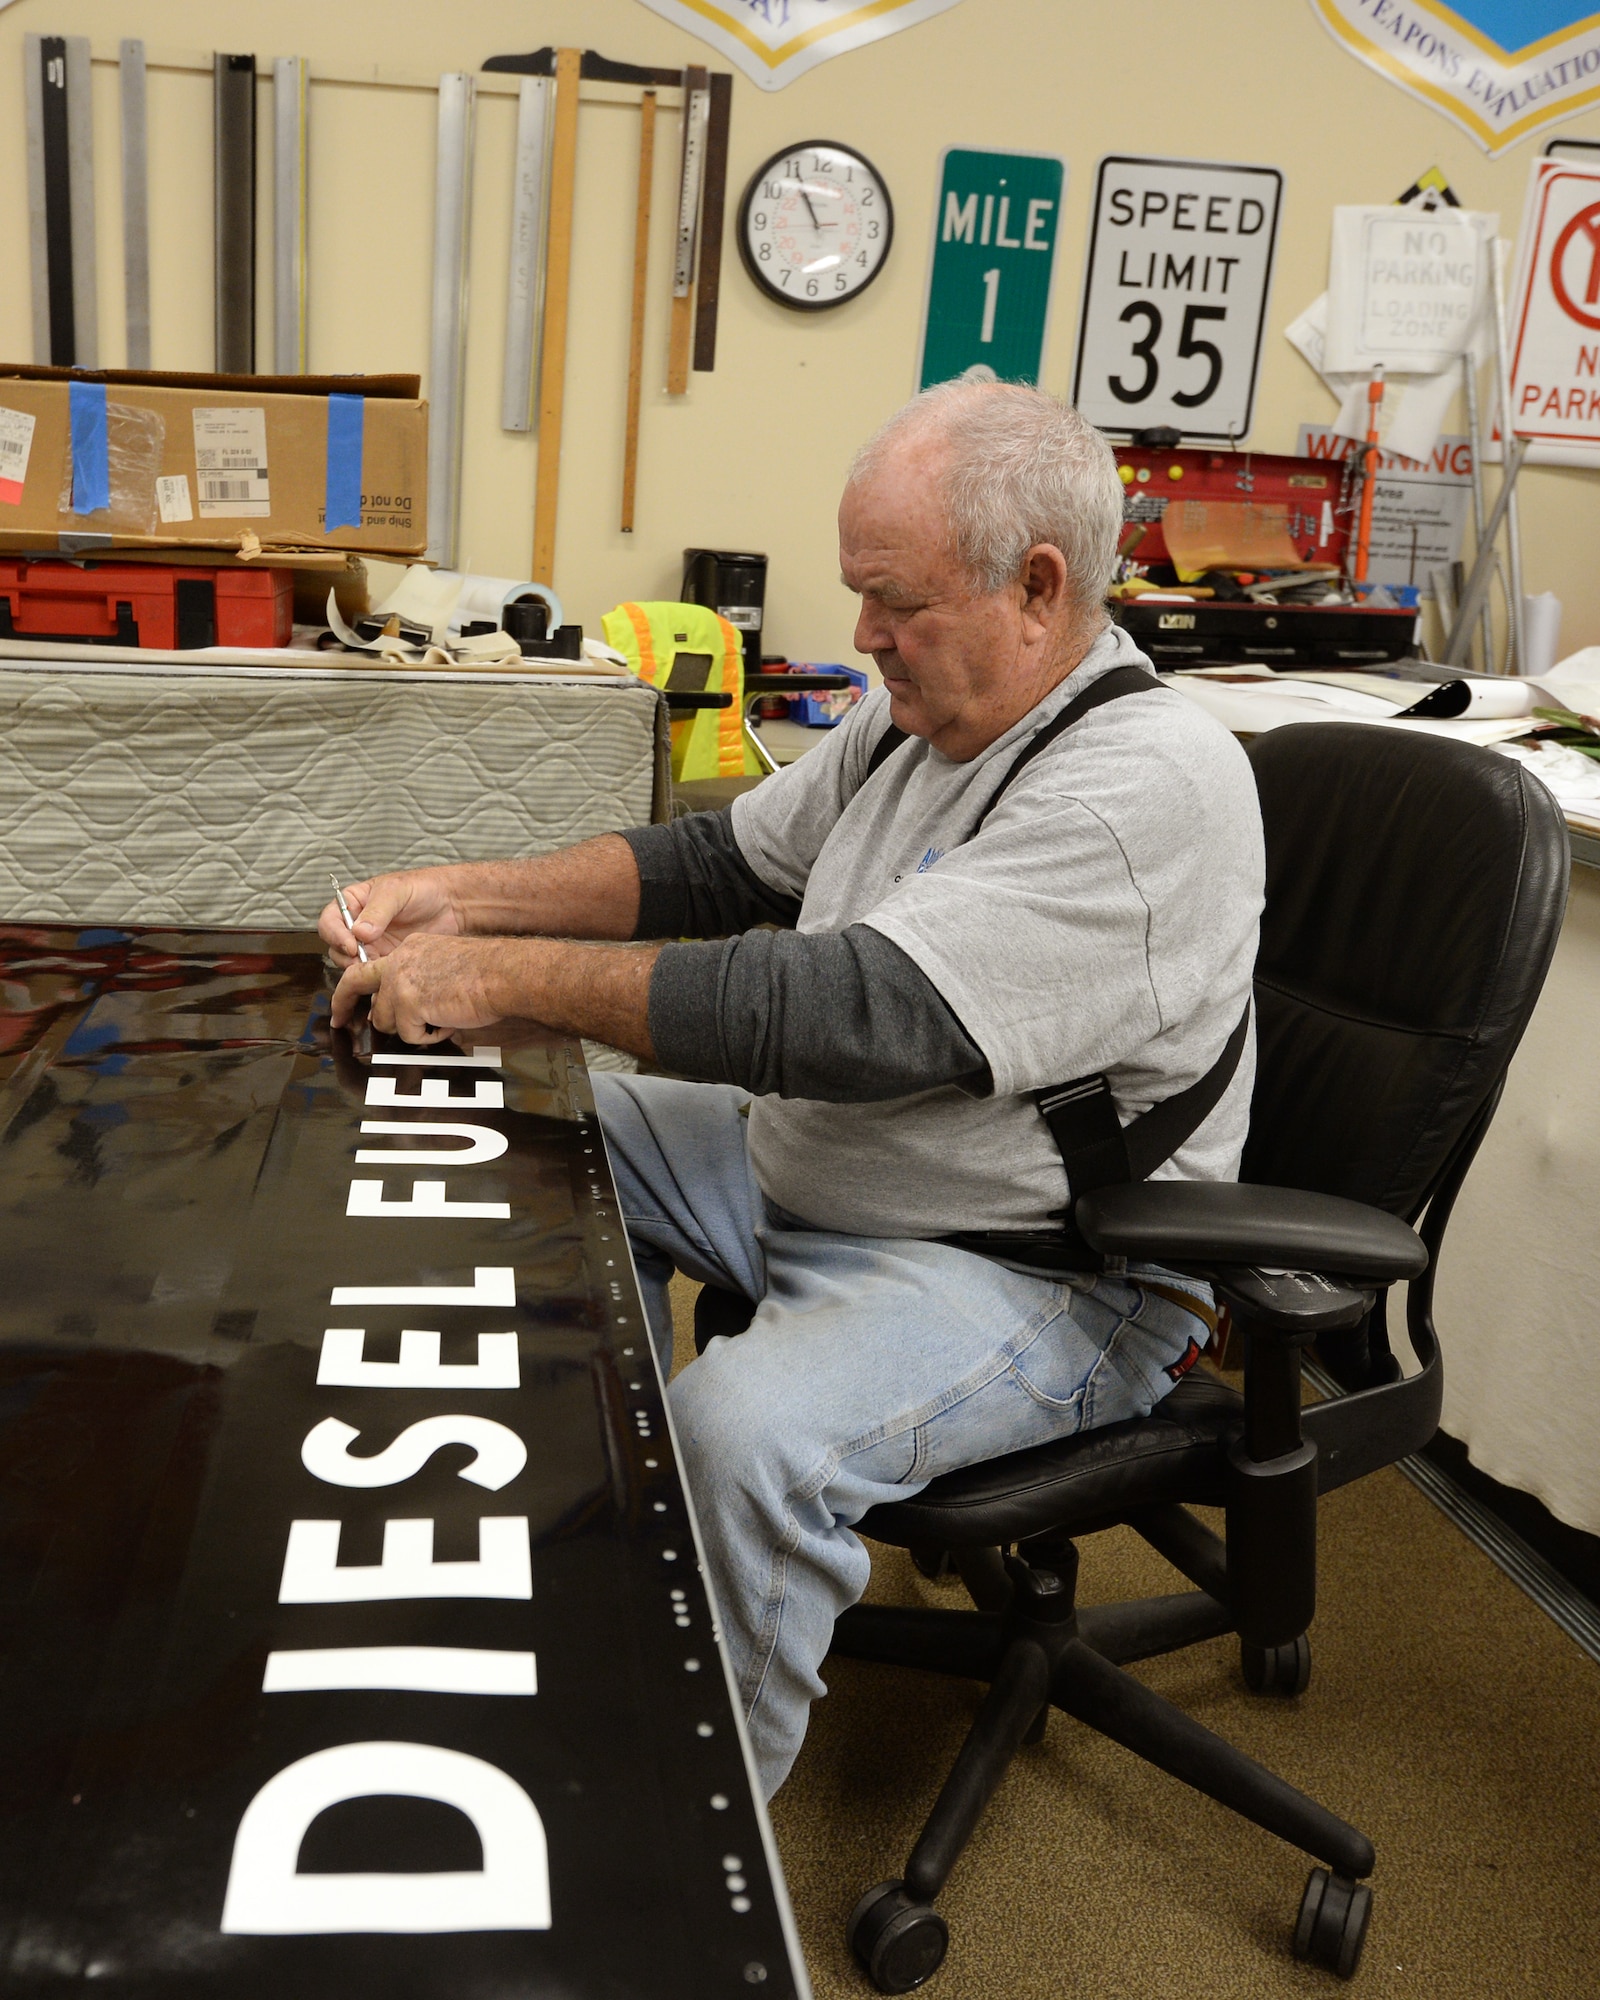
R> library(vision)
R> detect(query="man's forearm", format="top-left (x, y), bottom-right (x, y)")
top-left (437, 835), bottom-right (643, 940)
top-left (484, 938), bottom-right (661, 1058)
top-left (330, 929), bottom-right (661, 1053)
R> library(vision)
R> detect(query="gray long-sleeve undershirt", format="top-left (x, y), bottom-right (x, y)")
top-left (620, 813), bottom-right (991, 1103)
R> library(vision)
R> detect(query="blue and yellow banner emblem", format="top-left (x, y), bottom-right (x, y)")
top-left (1311, 2), bottom-right (1600, 151)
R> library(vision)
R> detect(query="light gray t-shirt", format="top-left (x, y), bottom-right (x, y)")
top-left (728, 625), bottom-right (1265, 1236)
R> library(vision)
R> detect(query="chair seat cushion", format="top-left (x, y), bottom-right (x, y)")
top-left (857, 1373), bottom-right (1244, 1550)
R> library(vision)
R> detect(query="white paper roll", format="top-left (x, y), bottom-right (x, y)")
top-left (450, 575), bottom-right (564, 634)
top-left (1522, 592), bottom-right (1563, 681)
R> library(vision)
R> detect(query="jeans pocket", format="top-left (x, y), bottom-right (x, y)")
top-left (1007, 1297), bottom-right (1105, 1418)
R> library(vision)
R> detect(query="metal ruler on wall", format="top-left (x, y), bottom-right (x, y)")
top-left (24, 32), bottom-right (98, 367)
top-left (214, 53), bottom-right (257, 372)
top-left (119, 39), bottom-right (152, 369)
top-left (427, 72), bottom-right (477, 566)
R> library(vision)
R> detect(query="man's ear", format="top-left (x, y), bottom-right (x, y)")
top-left (1018, 543), bottom-right (1071, 633)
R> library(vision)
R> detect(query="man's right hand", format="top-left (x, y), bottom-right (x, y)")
top-left (318, 867), bottom-right (465, 966)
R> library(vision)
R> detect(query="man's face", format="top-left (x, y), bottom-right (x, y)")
top-left (839, 434), bottom-right (1070, 761)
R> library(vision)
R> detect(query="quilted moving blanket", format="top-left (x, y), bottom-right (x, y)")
top-left (0, 664), bottom-right (665, 929)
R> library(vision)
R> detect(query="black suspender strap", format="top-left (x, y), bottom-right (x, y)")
top-left (861, 662), bottom-right (1163, 802)
top-left (1032, 999), bottom-right (1252, 1199)
top-left (975, 664), bottom-right (1162, 829)
top-left (865, 719), bottom-right (907, 778)
top-left (856, 660), bottom-right (1245, 1266)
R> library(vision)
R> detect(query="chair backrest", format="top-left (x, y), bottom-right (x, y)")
top-left (1242, 723), bottom-right (1569, 1220)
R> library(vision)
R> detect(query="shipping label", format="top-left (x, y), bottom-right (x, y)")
top-left (156, 473), bottom-right (194, 524)
top-left (0, 406), bottom-right (37, 505)
top-left (192, 407), bottom-right (271, 518)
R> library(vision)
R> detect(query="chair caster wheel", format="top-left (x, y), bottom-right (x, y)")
top-left (847, 1880), bottom-right (949, 1993)
top-left (910, 1543), bottom-right (957, 1583)
top-left (1241, 1632), bottom-right (1311, 1695)
top-left (1294, 1867), bottom-right (1372, 1979)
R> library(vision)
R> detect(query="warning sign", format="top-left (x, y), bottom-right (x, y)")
top-left (1508, 158), bottom-right (1600, 468)
top-left (1072, 155), bottom-right (1283, 442)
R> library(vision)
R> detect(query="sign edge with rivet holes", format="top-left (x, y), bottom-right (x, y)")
top-left (1507, 156), bottom-right (1600, 469)
top-left (918, 145), bottom-right (1067, 391)
top-left (1072, 154), bottom-right (1284, 443)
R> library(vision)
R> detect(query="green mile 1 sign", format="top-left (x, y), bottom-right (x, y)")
top-left (919, 147), bottom-right (1067, 389)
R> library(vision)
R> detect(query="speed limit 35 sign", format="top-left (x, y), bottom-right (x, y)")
top-left (1072, 156), bottom-right (1284, 441)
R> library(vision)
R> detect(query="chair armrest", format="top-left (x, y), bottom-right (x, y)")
top-left (1074, 1181), bottom-right (1427, 1284)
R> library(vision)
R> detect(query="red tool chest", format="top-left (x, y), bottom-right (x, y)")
top-left (0, 561), bottom-right (294, 650)
top-left (1114, 443), bottom-right (1348, 569)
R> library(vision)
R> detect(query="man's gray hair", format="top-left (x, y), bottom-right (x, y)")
top-left (850, 377), bottom-right (1124, 610)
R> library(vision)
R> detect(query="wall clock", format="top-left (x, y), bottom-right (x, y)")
top-left (737, 140), bottom-right (893, 311)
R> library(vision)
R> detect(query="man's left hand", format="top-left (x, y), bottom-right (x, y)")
top-left (330, 933), bottom-right (509, 1042)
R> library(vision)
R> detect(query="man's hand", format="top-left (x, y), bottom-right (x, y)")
top-left (319, 868), bottom-right (464, 966)
top-left (329, 932), bottom-right (662, 1061)
top-left (331, 933), bottom-right (507, 1041)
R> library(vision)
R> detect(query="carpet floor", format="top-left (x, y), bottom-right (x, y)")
top-left (668, 1278), bottom-right (1600, 1999)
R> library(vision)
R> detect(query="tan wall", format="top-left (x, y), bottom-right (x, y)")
top-left (2, 0), bottom-right (1598, 669)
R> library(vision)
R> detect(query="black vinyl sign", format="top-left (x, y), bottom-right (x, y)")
top-left (0, 928), bottom-right (802, 1996)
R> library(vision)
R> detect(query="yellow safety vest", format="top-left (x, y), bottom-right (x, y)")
top-left (600, 601), bottom-right (754, 781)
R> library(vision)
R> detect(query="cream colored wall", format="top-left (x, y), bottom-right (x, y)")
top-left (1433, 862), bottom-right (1600, 1534)
top-left (2, 0), bottom-right (1599, 669)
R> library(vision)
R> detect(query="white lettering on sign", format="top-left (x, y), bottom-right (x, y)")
top-left (330, 1266), bottom-right (517, 1309)
top-left (301, 1415), bottom-right (527, 1491)
top-left (365, 1075), bottom-right (505, 1108)
top-left (220, 1741), bottom-right (550, 1933)
top-left (262, 1646), bottom-right (538, 1696)
top-left (1073, 155), bottom-right (1283, 441)
top-left (1508, 159), bottom-right (1600, 468)
top-left (278, 1516), bottom-right (533, 1601)
top-left (348, 1180), bottom-right (512, 1221)
top-left (356, 1121), bottom-right (509, 1167)
top-left (318, 1327), bottom-right (521, 1390)
top-left (372, 1046), bottom-right (503, 1069)
top-left (354, 1119), bottom-right (510, 1165)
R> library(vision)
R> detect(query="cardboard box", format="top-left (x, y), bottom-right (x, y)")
top-left (0, 365), bottom-right (427, 558)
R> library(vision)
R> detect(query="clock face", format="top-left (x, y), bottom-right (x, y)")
top-left (737, 141), bottom-right (893, 312)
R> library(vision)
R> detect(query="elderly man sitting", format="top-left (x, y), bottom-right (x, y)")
top-left (322, 380), bottom-right (1264, 1800)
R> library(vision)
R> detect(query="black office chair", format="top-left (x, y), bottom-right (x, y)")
top-left (693, 722), bottom-right (1570, 1990)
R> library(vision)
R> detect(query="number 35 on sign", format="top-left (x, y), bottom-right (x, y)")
top-left (1073, 156), bottom-right (1283, 442)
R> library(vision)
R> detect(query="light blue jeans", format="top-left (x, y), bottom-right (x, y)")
top-left (592, 1072), bottom-right (1213, 1799)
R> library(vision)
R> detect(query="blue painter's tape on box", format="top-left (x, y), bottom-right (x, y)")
top-left (69, 381), bottom-right (110, 516)
top-left (325, 393), bottom-right (364, 532)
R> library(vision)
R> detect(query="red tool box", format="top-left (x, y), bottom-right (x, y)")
top-left (1114, 442), bottom-right (1348, 569)
top-left (1111, 441), bottom-right (1419, 668)
top-left (0, 560), bottom-right (294, 650)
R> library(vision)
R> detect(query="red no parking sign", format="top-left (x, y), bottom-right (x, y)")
top-left (1509, 158), bottom-right (1600, 466)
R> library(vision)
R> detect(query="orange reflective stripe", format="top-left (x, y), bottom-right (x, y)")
top-left (623, 601), bottom-right (658, 684)
top-left (716, 615), bottom-right (744, 775)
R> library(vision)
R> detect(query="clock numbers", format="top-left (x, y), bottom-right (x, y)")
top-left (738, 141), bottom-right (894, 313)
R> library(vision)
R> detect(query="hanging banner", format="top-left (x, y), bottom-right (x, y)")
top-left (1507, 156), bottom-right (1600, 467)
top-left (632, 0), bottom-right (966, 91)
top-left (1308, 2), bottom-right (1600, 155)
top-left (919, 148), bottom-right (1066, 390)
top-left (1071, 155), bottom-right (1284, 443)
